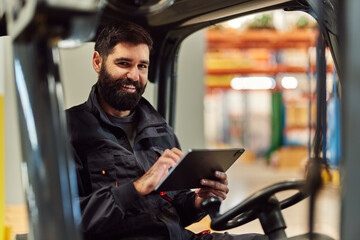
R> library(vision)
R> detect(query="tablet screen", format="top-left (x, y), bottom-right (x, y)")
top-left (155, 148), bottom-right (244, 192)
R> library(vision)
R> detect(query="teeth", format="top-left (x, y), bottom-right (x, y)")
top-left (122, 84), bottom-right (135, 89)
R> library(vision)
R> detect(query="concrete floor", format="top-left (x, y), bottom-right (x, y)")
top-left (187, 159), bottom-right (340, 239)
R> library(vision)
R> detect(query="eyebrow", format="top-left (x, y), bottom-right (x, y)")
top-left (114, 57), bottom-right (149, 65)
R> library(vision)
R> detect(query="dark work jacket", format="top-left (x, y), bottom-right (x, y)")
top-left (66, 85), bottom-right (206, 240)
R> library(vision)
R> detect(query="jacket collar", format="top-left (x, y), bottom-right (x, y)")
top-left (86, 84), bottom-right (167, 133)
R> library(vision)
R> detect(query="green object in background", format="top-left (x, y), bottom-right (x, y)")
top-left (265, 91), bottom-right (284, 161)
top-left (248, 14), bottom-right (275, 29)
top-left (296, 16), bottom-right (309, 29)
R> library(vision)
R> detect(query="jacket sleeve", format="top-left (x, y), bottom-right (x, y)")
top-left (170, 190), bottom-right (207, 227)
top-left (72, 147), bottom-right (141, 238)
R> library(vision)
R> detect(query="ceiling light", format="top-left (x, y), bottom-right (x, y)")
top-left (281, 76), bottom-right (298, 89)
top-left (230, 77), bottom-right (276, 90)
top-left (228, 18), bottom-right (244, 29)
top-left (227, 15), bottom-right (255, 29)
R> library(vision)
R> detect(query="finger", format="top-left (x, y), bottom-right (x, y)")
top-left (163, 157), bottom-right (178, 168)
top-left (208, 188), bottom-right (227, 200)
top-left (162, 149), bottom-right (181, 163)
top-left (171, 147), bottom-right (184, 158)
top-left (200, 179), bottom-right (229, 194)
top-left (197, 191), bottom-right (218, 199)
top-left (214, 171), bottom-right (228, 184)
top-left (156, 156), bottom-right (178, 171)
top-left (197, 188), bottom-right (227, 200)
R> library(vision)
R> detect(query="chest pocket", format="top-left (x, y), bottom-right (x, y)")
top-left (114, 154), bottom-right (143, 182)
top-left (87, 151), bottom-right (116, 191)
top-left (149, 146), bottom-right (166, 166)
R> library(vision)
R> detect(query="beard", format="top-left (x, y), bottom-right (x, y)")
top-left (97, 64), bottom-right (146, 111)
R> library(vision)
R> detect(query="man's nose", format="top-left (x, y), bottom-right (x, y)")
top-left (126, 67), bottom-right (140, 81)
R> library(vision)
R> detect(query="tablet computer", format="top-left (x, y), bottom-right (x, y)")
top-left (155, 148), bottom-right (245, 192)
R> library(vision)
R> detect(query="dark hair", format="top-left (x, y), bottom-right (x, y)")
top-left (94, 21), bottom-right (153, 58)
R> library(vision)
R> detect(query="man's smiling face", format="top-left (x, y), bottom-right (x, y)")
top-left (96, 42), bottom-right (150, 111)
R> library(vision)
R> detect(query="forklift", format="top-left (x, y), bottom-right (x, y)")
top-left (0, 0), bottom-right (357, 239)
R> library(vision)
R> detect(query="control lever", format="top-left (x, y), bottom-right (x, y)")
top-left (201, 196), bottom-right (221, 219)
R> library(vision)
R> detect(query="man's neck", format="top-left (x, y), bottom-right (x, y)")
top-left (98, 91), bottom-right (131, 118)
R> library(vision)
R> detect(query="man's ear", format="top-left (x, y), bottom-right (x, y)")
top-left (92, 51), bottom-right (102, 74)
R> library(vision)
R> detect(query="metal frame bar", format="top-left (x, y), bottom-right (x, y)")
top-left (9, 2), bottom-right (100, 240)
top-left (13, 39), bottom-right (82, 240)
top-left (340, 0), bottom-right (360, 239)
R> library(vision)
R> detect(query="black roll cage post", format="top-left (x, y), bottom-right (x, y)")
top-left (303, 0), bottom-right (328, 237)
top-left (5, 2), bottom-right (101, 240)
top-left (339, 0), bottom-right (360, 239)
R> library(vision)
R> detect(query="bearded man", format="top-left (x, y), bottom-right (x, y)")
top-left (66, 21), bottom-right (267, 240)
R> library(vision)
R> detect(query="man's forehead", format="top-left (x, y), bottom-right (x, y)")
top-left (109, 42), bottom-right (150, 61)
top-left (113, 42), bottom-right (150, 53)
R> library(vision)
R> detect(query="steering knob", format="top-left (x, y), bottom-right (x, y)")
top-left (201, 197), bottom-right (221, 219)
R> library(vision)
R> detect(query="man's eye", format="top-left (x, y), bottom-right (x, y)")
top-left (139, 64), bottom-right (148, 69)
top-left (118, 62), bottom-right (130, 66)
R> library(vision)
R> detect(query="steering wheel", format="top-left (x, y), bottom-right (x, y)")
top-left (201, 180), bottom-right (308, 232)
